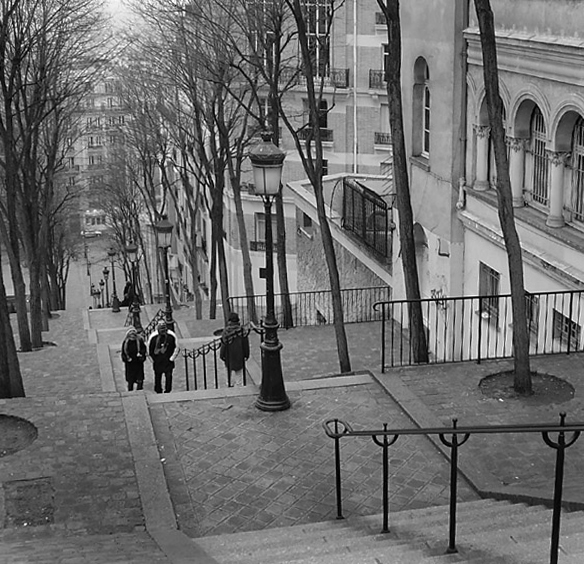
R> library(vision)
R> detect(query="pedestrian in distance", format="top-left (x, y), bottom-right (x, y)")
top-left (148, 320), bottom-right (180, 393)
top-left (120, 281), bottom-right (133, 307)
top-left (220, 312), bottom-right (250, 387)
top-left (121, 327), bottom-right (147, 391)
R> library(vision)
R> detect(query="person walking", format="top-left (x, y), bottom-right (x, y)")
top-left (220, 312), bottom-right (249, 387)
top-left (121, 327), bottom-right (147, 391)
top-left (148, 320), bottom-right (180, 393)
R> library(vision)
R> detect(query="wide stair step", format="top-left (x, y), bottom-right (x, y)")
top-left (194, 499), bottom-right (584, 563)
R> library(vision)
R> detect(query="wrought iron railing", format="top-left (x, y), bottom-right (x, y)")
top-left (374, 131), bottom-right (391, 145)
top-left (324, 413), bottom-right (584, 564)
top-left (143, 309), bottom-right (166, 340)
top-left (369, 69), bottom-right (386, 90)
top-left (298, 127), bottom-right (334, 142)
top-left (374, 289), bottom-right (584, 371)
top-left (182, 327), bottom-right (251, 391)
top-left (330, 68), bottom-right (350, 88)
top-left (228, 286), bottom-right (392, 328)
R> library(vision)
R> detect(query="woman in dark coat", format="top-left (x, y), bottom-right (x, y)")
top-left (121, 327), bottom-right (147, 391)
top-left (220, 313), bottom-right (249, 386)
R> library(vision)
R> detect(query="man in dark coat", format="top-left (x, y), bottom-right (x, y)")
top-left (220, 312), bottom-right (250, 386)
top-left (147, 321), bottom-right (180, 393)
top-left (121, 327), bottom-right (147, 391)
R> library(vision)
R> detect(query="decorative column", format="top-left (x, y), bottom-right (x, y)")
top-left (473, 125), bottom-right (490, 191)
top-left (546, 151), bottom-right (570, 228)
top-left (507, 136), bottom-right (527, 207)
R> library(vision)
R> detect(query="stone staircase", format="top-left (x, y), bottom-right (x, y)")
top-left (194, 499), bottom-right (584, 563)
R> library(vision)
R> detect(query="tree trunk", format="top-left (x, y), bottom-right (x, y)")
top-left (474, 0), bottom-right (531, 393)
top-left (379, 0), bottom-right (428, 363)
top-left (0, 246), bottom-right (24, 398)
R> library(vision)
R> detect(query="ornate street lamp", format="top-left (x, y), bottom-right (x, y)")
top-left (248, 133), bottom-right (290, 412)
top-left (125, 241), bottom-right (143, 332)
top-left (154, 216), bottom-right (175, 332)
top-left (107, 247), bottom-right (120, 312)
top-left (99, 279), bottom-right (105, 308)
top-left (102, 266), bottom-right (110, 308)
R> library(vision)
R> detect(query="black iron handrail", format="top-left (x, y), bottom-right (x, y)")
top-left (374, 288), bottom-right (584, 371)
top-left (228, 286), bottom-right (391, 328)
top-left (182, 326), bottom-right (251, 390)
top-left (323, 413), bottom-right (584, 564)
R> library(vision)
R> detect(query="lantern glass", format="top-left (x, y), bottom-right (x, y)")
top-left (248, 135), bottom-right (285, 197)
top-left (155, 217), bottom-right (174, 248)
top-left (252, 164), bottom-right (283, 196)
top-left (125, 242), bottom-right (138, 263)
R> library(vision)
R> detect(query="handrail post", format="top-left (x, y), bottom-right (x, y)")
top-left (381, 303), bottom-right (387, 373)
top-left (382, 423), bottom-right (390, 533)
top-left (447, 419), bottom-right (459, 554)
top-left (184, 352), bottom-right (189, 392)
top-left (550, 413), bottom-right (566, 564)
top-left (334, 419), bottom-right (344, 520)
top-left (477, 298), bottom-right (483, 364)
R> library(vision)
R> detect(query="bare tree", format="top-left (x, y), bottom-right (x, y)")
top-left (281, 0), bottom-right (351, 372)
top-left (377, 0), bottom-right (428, 363)
top-left (474, 0), bottom-right (531, 393)
top-left (0, 0), bottom-right (110, 356)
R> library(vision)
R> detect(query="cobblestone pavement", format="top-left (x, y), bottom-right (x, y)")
top-left (150, 379), bottom-right (478, 539)
top-left (0, 257), bottom-right (171, 563)
top-left (4, 244), bottom-right (584, 562)
top-left (386, 355), bottom-right (584, 505)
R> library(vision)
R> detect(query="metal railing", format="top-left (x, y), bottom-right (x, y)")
top-left (374, 289), bottom-right (584, 371)
top-left (323, 413), bottom-right (584, 564)
top-left (369, 69), bottom-right (386, 90)
top-left (143, 309), bottom-right (166, 340)
top-left (228, 286), bottom-right (391, 328)
top-left (182, 327), bottom-right (250, 391)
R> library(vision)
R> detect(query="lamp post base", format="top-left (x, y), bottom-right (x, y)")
top-left (111, 295), bottom-right (121, 313)
top-left (255, 340), bottom-right (290, 412)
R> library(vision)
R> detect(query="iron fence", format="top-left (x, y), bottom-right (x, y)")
top-left (374, 289), bottom-right (584, 371)
top-left (182, 327), bottom-right (251, 391)
top-left (228, 286), bottom-right (391, 328)
top-left (323, 413), bottom-right (584, 564)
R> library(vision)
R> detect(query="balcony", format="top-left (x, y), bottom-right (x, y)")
top-left (298, 128), bottom-right (334, 143)
top-left (375, 12), bottom-right (386, 25)
top-left (329, 68), bottom-right (349, 89)
top-left (369, 69), bottom-right (386, 90)
top-left (374, 132), bottom-right (392, 146)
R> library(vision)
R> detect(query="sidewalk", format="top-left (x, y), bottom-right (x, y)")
top-left (2, 257), bottom-right (584, 563)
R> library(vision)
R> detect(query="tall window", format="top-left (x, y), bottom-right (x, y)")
top-left (571, 117), bottom-right (584, 223)
top-left (422, 70), bottom-right (430, 157)
top-left (530, 107), bottom-right (548, 206)
top-left (478, 262), bottom-right (500, 323)
top-left (412, 57), bottom-right (430, 159)
top-left (382, 44), bottom-right (390, 80)
top-left (553, 310), bottom-right (581, 351)
top-left (304, 0), bottom-right (331, 78)
top-left (252, 212), bottom-right (278, 251)
top-left (248, 0), bottom-right (276, 67)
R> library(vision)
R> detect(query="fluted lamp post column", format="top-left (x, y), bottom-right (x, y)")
top-left (154, 216), bottom-right (175, 333)
top-left (108, 247), bottom-right (121, 312)
top-left (125, 242), bottom-right (143, 332)
top-left (249, 133), bottom-right (290, 412)
top-left (99, 279), bottom-right (105, 308)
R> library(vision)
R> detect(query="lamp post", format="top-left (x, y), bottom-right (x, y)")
top-left (103, 267), bottom-right (110, 308)
top-left (154, 216), bottom-right (175, 332)
top-left (108, 248), bottom-right (120, 312)
top-left (99, 279), bottom-right (105, 308)
top-left (125, 242), bottom-right (143, 332)
top-left (248, 133), bottom-right (290, 412)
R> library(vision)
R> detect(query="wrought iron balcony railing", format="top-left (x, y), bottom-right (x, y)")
top-left (369, 69), bottom-right (386, 90)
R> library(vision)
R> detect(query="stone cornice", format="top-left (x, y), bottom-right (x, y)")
top-left (464, 27), bottom-right (584, 87)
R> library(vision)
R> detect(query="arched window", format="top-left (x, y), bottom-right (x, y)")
top-left (412, 58), bottom-right (430, 159)
top-left (530, 107), bottom-right (548, 206)
top-left (571, 117), bottom-right (584, 223)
